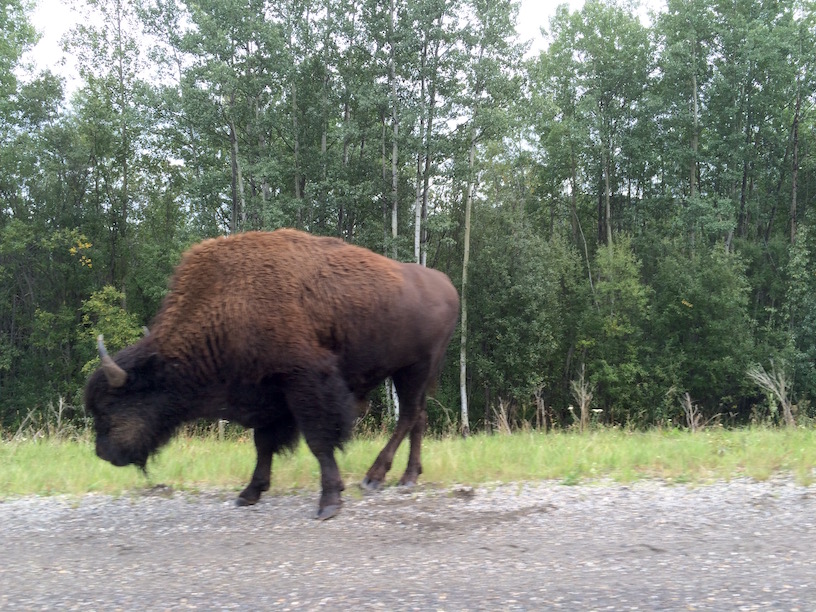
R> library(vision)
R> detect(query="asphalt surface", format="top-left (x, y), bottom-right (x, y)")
top-left (1, 478), bottom-right (815, 610)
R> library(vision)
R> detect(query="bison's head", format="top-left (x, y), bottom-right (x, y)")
top-left (84, 336), bottom-right (180, 470)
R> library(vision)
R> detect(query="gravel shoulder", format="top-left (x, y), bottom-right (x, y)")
top-left (1, 478), bottom-right (815, 610)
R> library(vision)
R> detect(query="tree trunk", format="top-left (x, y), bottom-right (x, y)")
top-left (736, 89), bottom-right (752, 240)
top-left (381, 115), bottom-right (388, 253)
top-left (419, 36), bottom-right (441, 268)
top-left (414, 39), bottom-right (427, 265)
top-left (389, 0), bottom-right (399, 259)
top-left (414, 161), bottom-right (423, 263)
top-left (114, 0), bottom-right (128, 288)
top-left (569, 135), bottom-right (579, 245)
top-left (292, 80), bottom-right (303, 226)
top-left (228, 112), bottom-right (245, 234)
top-left (459, 126), bottom-right (477, 438)
top-left (420, 153), bottom-right (431, 267)
top-left (391, 131), bottom-right (398, 259)
top-left (390, 380), bottom-right (400, 420)
top-left (604, 146), bottom-right (613, 247)
top-left (737, 155), bottom-right (749, 239)
top-left (597, 165), bottom-right (605, 244)
top-left (763, 128), bottom-right (791, 245)
top-left (321, 75), bottom-right (329, 217)
top-left (689, 40), bottom-right (699, 199)
top-left (386, 14), bottom-right (400, 410)
top-left (319, 5), bottom-right (330, 232)
top-left (791, 84), bottom-right (800, 244)
top-left (340, 98), bottom-right (350, 236)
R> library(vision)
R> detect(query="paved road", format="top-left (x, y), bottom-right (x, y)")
top-left (1, 478), bottom-right (815, 610)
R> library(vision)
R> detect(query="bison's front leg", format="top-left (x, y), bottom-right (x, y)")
top-left (288, 364), bottom-right (355, 519)
top-left (237, 427), bottom-right (276, 506)
top-left (312, 451), bottom-right (344, 520)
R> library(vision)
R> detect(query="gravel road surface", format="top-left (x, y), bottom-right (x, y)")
top-left (1, 478), bottom-right (814, 610)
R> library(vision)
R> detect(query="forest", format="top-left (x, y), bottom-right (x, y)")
top-left (1, 0), bottom-right (815, 434)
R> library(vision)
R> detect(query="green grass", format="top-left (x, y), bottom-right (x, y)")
top-left (1, 427), bottom-right (814, 498)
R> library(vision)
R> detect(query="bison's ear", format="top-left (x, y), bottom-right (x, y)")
top-left (97, 335), bottom-right (128, 388)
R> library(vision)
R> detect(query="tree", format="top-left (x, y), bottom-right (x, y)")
top-left (577, 236), bottom-right (651, 424)
top-left (786, 224), bottom-right (816, 411)
top-left (529, 5), bottom-right (585, 246)
top-left (649, 242), bottom-right (755, 419)
top-left (574, 0), bottom-right (652, 245)
top-left (467, 202), bottom-right (581, 428)
top-left (703, 0), bottom-right (804, 248)
top-left (456, 0), bottom-right (524, 435)
top-left (0, 0), bottom-right (37, 108)
top-left (407, 0), bottom-right (459, 265)
top-left (4, 0), bottom-right (816, 431)
top-left (653, 0), bottom-right (715, 205)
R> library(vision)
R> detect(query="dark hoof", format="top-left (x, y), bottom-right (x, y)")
top-left (398, 479), bottom-right (416, 489)
top-left (315, 504), bottom-right (341, 520)
top-left (235, 495), bottom-right (258, 507)
top-left (360, 477), bottom-right (383, 492)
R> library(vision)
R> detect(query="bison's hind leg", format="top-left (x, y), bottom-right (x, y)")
top-left (362, 363), bottom-right (430, 491)
top-left (398, 408), bottom-right (427, 487)
top-left (237, 416), bottom-right (299, 507)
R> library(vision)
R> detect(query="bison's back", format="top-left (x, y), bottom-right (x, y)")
top-left (151, 230), bottom-right (426, 378)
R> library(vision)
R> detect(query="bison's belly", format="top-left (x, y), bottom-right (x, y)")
top-left (222, 379), bottom-right (291, 429)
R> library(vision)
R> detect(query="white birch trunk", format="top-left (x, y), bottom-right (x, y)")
top-left (389, 0), bottom-right (399, 260)
top-left (459, 127), bottom-right (476, 437)
top-left (414, 39), bottom-right (428, 265)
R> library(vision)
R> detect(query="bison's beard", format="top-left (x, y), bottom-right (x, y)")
top-left (95, 421), bottom-right (177, 475)
top-left (96, 437), bottom-right (149, 469)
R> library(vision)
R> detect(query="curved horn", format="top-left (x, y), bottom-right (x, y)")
top-left (97, 335), bottom-right (127, 388)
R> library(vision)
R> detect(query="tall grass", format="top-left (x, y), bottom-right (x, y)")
top-left (1, 427), bottom-right (814, 498)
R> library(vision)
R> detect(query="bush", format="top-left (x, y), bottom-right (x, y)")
top-left (648, 242), bottom-right (755, 420)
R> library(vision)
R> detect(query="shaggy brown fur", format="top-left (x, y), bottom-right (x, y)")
top-left (85, 229), bottom-right (459, 519)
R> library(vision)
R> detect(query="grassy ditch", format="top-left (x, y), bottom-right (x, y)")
top-left (1, 427), bottom-right (814, 499)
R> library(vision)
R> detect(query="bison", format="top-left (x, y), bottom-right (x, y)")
top-left (84, 229), bottom-right (459, 519)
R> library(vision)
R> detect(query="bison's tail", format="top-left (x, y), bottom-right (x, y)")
top-left (426, 328), bottom-right (456, 397)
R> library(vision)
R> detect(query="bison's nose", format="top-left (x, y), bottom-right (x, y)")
top-left (95, 438), bottom-right (112, 462)
top-left (95, 437), bottom-right (127, 466)
top-left (96, 439), bottom-right (136, 467)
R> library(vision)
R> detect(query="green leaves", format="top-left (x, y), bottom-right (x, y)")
top-left (468, 208), bottom-right (577, 403)
top-left (78, 285), bottom-right (145, 377)
top-left (578, 236), bottom-right (652, 423)
top-left (0, 0), bottom-right (38, 105)
top-left (649, 242), bottom-right (755, 415)
top-left (2, 0), bottom-right (816, 432)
